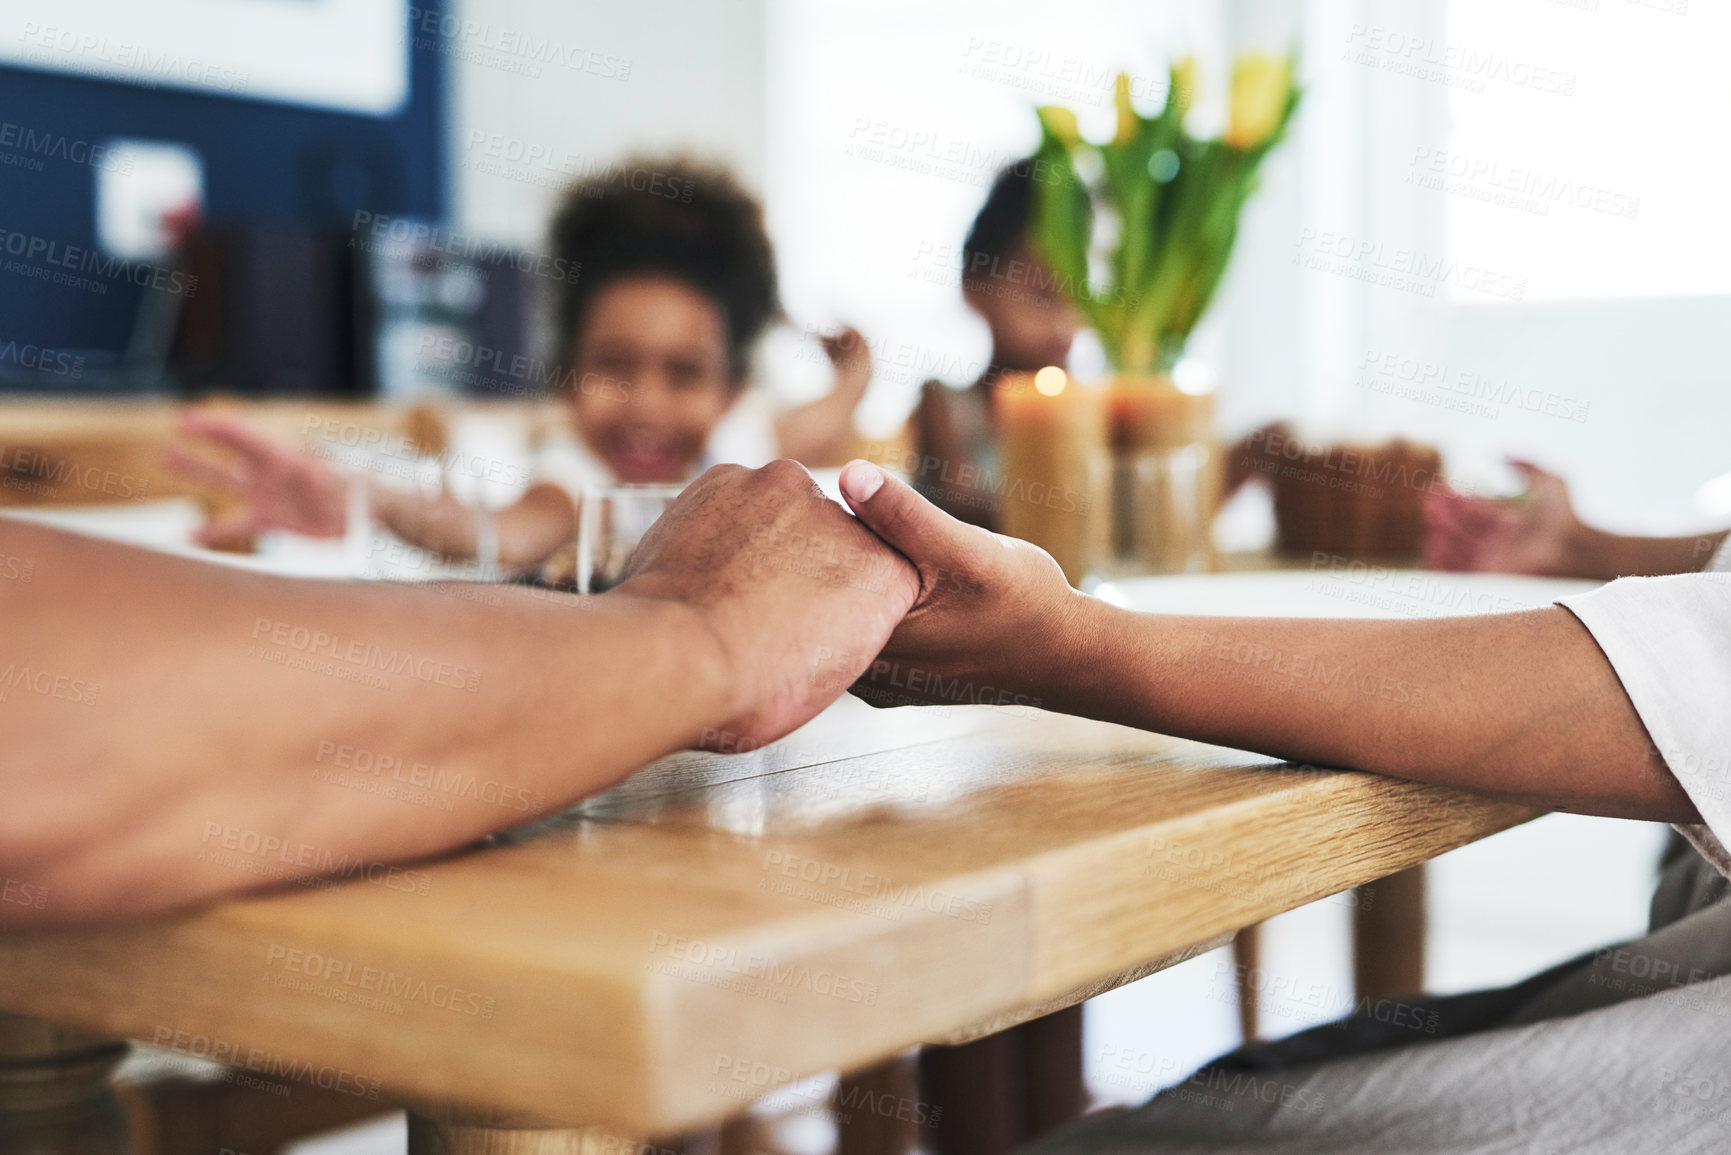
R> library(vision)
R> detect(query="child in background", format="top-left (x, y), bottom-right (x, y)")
top-left (172, 158), bottom-right (871, 572)
top-left (908, 160), bottom-right (1084, 531)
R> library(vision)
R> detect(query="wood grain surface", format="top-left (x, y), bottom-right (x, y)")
top-left (0, 700), bottom-right (1537, 1135)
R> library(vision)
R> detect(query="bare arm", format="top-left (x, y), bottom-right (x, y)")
top-left (840, 462), bottom-right (1696, 824)
top-left (1041, 601), bottom-right (1689, 821)
top-left (368, 481), bottom-right (577, 572)
top-left (1424, 459), bottom-right (1727, 579)
top-left (773, 326), bottom-right (871, 466)
top-left (170, 412), bottom-right (575, 572)
top-left (1559, 525), bottom-right (1728, 582)
top-left (0, 461), bottom-right (917, 927)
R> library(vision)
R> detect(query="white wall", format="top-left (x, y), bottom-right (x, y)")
top-left (448, 0), bottom-right (767, 248)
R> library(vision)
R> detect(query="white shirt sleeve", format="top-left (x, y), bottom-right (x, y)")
top-left (1558, 566), bottom-right (1731, 877)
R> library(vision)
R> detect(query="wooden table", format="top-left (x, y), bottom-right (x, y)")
top-left (0, 700), bottom-right (1537, 1149)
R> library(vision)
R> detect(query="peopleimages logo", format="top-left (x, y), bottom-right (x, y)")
top-left (314, 740), bottom-right (546, 815)
top-left (151, 1027), bottom-right (383, 1099)
top-left (349, 210), bottom-right (580, 285)
top-left (199, 823), bottom-right (432, 896)
top-left (2, 877), bottom-right (47, 911)
top-left (0, 445), bottom-right (145, 500)
top-left (647, 932), bottom-right (880, 1006)
top-left (0, 339), bottom-right (84, 379)
top-left (403, 7), bottom-right (631, 80)
top-left (0, 122), bottom-right (133, 174)
top-left (15, 22), bottom-right (250, 93)
top-left (759, 850), bottom-right (995, 924)
top-left (0, 227), bottom-right (198, 297)
top-left (249, 618), bottom-right (482, 693)
top-left (0, 663), bottom-right (99, 707)
top-left (264, 945), bottom-right (496, 1018)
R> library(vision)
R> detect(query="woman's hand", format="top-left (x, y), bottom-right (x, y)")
top-left (166, 411), bottom-right (349, 547)
top-left (836, 459), bottom-right (1087, 711)
top-left (1423, 460), bottom-right (1583, 576)
top-left (834, 461), bottom-right (1696, 826)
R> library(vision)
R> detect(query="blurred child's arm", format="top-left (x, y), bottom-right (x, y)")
top-left (773, 326), bottom-right (871, 466)
top-left (1559, 526), bottom-right (1730, 581)
top-left (370, 482), bottom-right (576, 572)
top-left (170, 411), bottom-right (573, 572)
top-left (1425, 460), bottom-right (1728, 578)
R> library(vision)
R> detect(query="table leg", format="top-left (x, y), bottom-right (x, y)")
top-left (1231, 924), bottom-right (1260, 1043)
top-left (0, 1012), bottom-right (131, 1154)
top-left (834, 1053), bottom-right (920, 1155)
top-left (917, 1004), bottom-right (1085, 1155)
top-left (1353, 865), bottom-right (1427, 1001)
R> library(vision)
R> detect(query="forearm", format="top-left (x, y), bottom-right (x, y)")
top-left (1565, 524), bottom-right (1728, 580)
top-left (0, 521), bottom-right (730, 926)
top-left (1037, 597), bottom-right (1695, 823)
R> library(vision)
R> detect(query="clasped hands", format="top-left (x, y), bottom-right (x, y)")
top-left (615, 458), bottom-right (1095, 753)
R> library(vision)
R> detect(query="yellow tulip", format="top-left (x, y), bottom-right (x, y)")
top-left (1172, 56), bottom-right (1200, 116)
top-left (1037, 105), bottom-right (1081, 150)
top-left (1226, 54), bottom-right (1293, 149)
top-left (1114, 73), bottom-right (1137, 144)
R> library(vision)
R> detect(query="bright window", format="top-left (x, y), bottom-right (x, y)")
top-left (1444, 0), bottom-right (1731, 300)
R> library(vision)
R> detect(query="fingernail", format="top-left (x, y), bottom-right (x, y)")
top-left (840, 460), bottom-right (884, 503)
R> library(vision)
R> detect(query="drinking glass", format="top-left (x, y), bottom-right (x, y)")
top-left (439, 411), bottom-right (532, 581)
top-left (577, 484), bottom-right (684, 593)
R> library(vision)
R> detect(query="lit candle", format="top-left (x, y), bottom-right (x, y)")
top-left (995, 367), bottom-right (1109, 585)
top-left (1107, 374), bottom-right (1212, 453)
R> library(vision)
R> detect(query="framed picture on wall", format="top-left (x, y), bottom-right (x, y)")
top-left (0, 0), bottom-right (410, 116)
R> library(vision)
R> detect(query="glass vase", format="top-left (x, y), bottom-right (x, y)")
top-left (1104, 373), bottom-right (1218, 576)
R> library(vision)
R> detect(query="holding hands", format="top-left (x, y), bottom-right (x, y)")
top-left (834, 459), bottom-right (1091, 715)
top-left (618, 460), bottom-right (921, 749)
top-left (626, 457), bottom-right (1114, 738)
top-left (610, 457), bottom-right (1088, 750)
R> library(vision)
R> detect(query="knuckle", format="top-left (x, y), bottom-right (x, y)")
top-left (759, 458), bottom-right (810, 486)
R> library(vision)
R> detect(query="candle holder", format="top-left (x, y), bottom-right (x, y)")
top-left (994, 369), bottom-right (1110, 587)
top-left (1104, 374), bottom-right (1219, 576)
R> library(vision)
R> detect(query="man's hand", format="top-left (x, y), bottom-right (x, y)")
top-left (166, 411), bottom-right (349, 547)
top-left (836, 459), bottom-right (1084, 711)
top-left (617, 460), bottom-right (920, 749)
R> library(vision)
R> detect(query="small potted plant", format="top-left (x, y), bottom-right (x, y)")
top-left (1027, 56), bottom-right (1300, 572)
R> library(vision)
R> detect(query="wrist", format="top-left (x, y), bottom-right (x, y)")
top-left (1559, 520), bottom-right (1609, 580)
top-left (608, 585), bottom-right (747, 746)
top-left (1009, 588), bottom-right (1123, 716)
